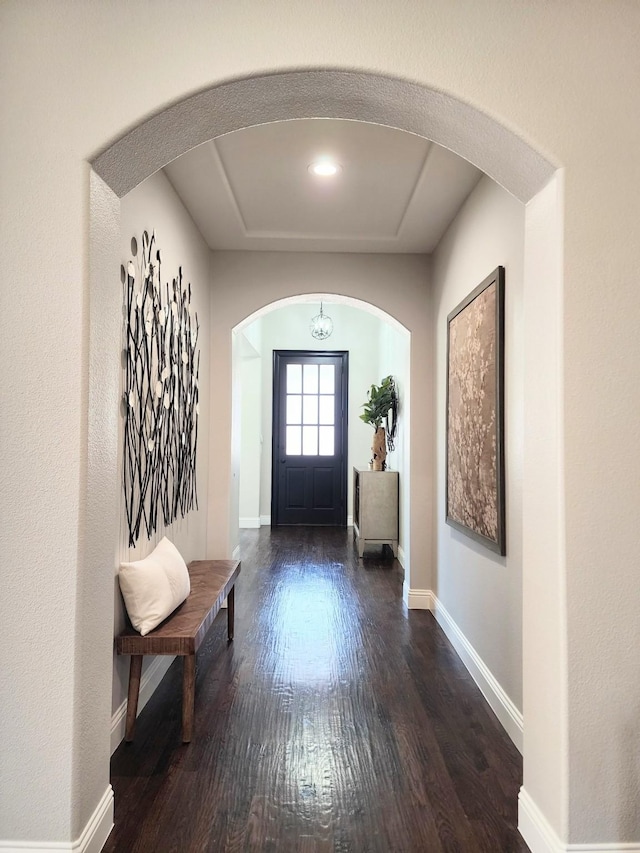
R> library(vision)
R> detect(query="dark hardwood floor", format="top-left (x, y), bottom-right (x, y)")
top-left (105, 527), bottom-right (529, 852)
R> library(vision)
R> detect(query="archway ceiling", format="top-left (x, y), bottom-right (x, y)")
top-left (164, 118), bottom-right (482, 254)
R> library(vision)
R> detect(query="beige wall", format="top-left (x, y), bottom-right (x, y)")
top-left (1, 2), bottom-right (639, 848)
top-left (238, 329), bottom-right (263, 526)
top-left (432, 175), bottom-right (525, 730)
top-left (521, 172), bottom-right (570, 845)
top-left (113, 171), bottom-right (211, 728)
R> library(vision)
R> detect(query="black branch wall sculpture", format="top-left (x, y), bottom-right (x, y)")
top-left (121, 230), bottom-right (200, 547)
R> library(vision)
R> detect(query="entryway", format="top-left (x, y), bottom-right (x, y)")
top-left (272, 350), bottom-right (348, 527)
top-left (234, 296), bottom-right (411, 550)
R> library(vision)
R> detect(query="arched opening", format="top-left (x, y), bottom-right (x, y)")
top-left (92, 70), bottom-right (556, 201)
top-left (232, 294), bottom-right (411, 567)
top-left (89, 68), bottom-right (564, 844)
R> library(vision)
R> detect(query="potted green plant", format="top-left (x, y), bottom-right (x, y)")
top-left (360, 375), bottom-right (398, 470)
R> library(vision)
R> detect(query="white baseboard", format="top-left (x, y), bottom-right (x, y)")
top-left (239, 517), bottom-right (260, 528)
top-left (400, 585), bottom-right (523, 753)
top-left (347, 515), bottom-right (353, 527)
top-left (432, 593), bottom-right (523, 753)
top-left (564, 844), bottom-right (640, 851)
top-left (396, 545), bottom-right (406, 568)
top-left (518, 788), bottom-right (640, 852)
top-left (73, 787), bottom-right (113, 853)
top-left (519, 788), bottom-right (563, 853)
top-left (0, 786), bottom-right (114, 852)
top-left (403, 583), bottom-right (433, 610)
top-left (111, 656), bottom-right (174, 754)
top-left (260, 515), bottom-right (271, 526)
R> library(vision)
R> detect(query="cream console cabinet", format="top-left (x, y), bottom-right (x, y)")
top-left (353, 467), bottom-right (399, 558)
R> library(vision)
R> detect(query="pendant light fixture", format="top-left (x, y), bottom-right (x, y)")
top-left (310, 302), bottom-right (333, 340)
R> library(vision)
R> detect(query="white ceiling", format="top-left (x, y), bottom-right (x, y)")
top-left (164, 118), bottom-right (482, 254)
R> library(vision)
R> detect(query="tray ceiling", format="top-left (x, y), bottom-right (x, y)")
top-left (164, 119), bottom-right (482, 254)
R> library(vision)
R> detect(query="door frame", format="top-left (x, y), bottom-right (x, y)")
top-left (271, 349), bottom-right (349, 527)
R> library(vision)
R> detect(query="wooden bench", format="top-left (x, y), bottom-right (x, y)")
top-left (116, 559), bottom-right (241, 743)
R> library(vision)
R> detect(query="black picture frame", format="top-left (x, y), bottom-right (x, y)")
top-left (445, 266), bottom-right (506, 556)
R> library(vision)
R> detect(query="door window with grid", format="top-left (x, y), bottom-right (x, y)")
top-left (272, 350), bottom-right (348, 527)
top-left (285, 362), bottom-right (335, 456)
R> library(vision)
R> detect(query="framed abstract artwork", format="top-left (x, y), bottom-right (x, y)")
top-left (446, 266), bottom-right (506, 555)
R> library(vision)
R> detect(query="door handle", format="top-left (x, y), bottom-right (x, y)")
top-left (280, 458), bottom-right (286, 463)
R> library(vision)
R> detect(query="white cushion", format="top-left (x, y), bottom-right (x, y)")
top-left (118, 537), bottom-right (191, 636)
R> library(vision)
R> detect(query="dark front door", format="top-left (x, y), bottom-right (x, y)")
top-left (272, 350), bottom-right (348, 526)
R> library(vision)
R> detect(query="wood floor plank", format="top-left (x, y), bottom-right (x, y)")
top-left (105, 526), bottom-right (529, 852)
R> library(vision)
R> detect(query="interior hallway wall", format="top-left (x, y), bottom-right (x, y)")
top-left (432, 176), bottom-right (526, 732)
top-left (238, 326), bottom-right (263, 527)
top-left (114, 171), bottom-right (211, 732)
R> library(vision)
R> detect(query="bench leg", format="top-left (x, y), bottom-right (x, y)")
top-left (125, 655), bottom-right (143, 742)
top-left (182, 654), bottom-right (196, 743)
top-left (227, 585), bottom-right (235, 641)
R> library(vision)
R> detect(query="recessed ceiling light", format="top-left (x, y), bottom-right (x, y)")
top-left (308, 159), bottom-right (341, 177)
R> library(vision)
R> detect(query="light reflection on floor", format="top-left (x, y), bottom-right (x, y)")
top-left (251, 559), bottom-right (368, 833)
top-left (263, 563), bottom-right (359, 687)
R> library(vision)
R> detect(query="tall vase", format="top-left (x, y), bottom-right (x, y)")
top-left (371, 427), bottom-right (387, 471)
